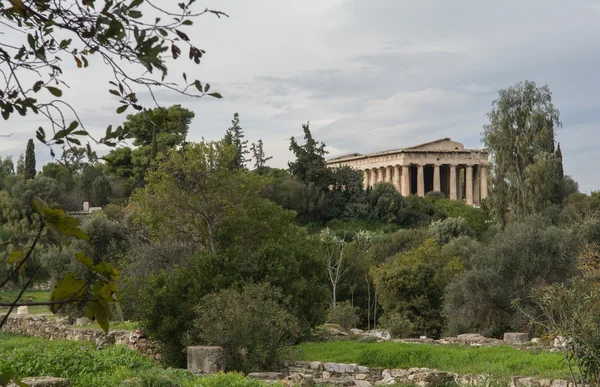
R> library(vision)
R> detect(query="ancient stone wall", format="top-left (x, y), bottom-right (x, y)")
top-left (1, 315), bottom-right (160, 360)
top-left (278, 360), bottom-right (574, 387)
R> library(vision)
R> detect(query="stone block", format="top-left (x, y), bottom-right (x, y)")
top-left (354, 381), bottom-right (373, 387)
top-left (16, 306), bottom-right (28, 315)
top-left (531, 337), bottom-right (542, 345)
top-left (75, 317), bottom-right (90, 326)
top-left (187, 346), bottom-right (225, 374)
top-left (322, 371), bottom-right (332, 379)
top-left (355, 373), bottom-right (368, 380)
top-left (503, 332), bottom-right (528, 344)
top-left (310, 361), bottom-right (321, 370)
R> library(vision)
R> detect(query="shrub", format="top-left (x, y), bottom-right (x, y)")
top-left (378, 313), bottom-right (414, 339)
top-left (428, 217), bottom-right (474, 245)
top-left (433, 199), bottom-right (489, 236)
top-left (444, 217), bottom-right (580, 337)
top-left (190, 283), bottom-right (301, 373)
top-left (328, 301), bottom-right (360, 329)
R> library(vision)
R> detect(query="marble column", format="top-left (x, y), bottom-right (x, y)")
top-left (370, 168), bottom-right (378, 187)
top-left (449, 165), bottom-right (457, 200)
top-left (480, 166), bottom-right (488, 200)
top-left (363, 169), bottom-right (369, 190)
top-left (457, 167), bottom-right (463, 201)
top-left (466, 165), bottom-right (473, 205)
top-left (393, 165), bottom-right (401, 192)
top-left (401, 165), bottom-right (410, 197)
top-left (433, 165), bottom-right (441, 192)
top-left (417, 165), bottom-right (425, 197)
top-left (379, 167), bottom-right (386, 184)
top-left (473, 165), bottom-right (481, 205)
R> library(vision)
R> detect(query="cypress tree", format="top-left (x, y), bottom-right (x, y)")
top-left (24, 139), bottom-right (36, 180)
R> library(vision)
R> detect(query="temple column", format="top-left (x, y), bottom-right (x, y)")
top-left (466, 165), bottom-right (474, 205)
top-left (379, 167), bottom-right (386, 184)
top-left (433, 165), bottom-right (441, 192)
top-left (480, 166), bottom-right (488, 200)
top-left (457, 166), bottom-right (463, 201)
top-left (393, 165), bottom-right (401, 192)
top-left (449, 165), bottom-right (457, 200)
top-left (363, 169), bottom-right (369, 189)
top-left (401, 165), bottom-right (410, 197)
top-left (417, 165), bottom-right (425, 197)
top-left (370, 168), bottom-right (378, 186)
top-left (473, 165), bottom-right (481, 204)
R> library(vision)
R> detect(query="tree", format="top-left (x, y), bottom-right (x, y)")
top-left (444, 217), bottom-right (579, 337)
top-left (223, 113), bottom-right (249, 169)
top-left (15, 154), bottom-right (24, 177)
top-left (288, 122), bottom-right (330, 190)
top-left (483, 81), bottom-right (563, 223)
top-left (0, 157), bottom-right (14, 189)
top-left (24, 139), bottom-right (36, 180)
top-left (369, 182), bottom-right (408, 223)
top-left (0, 0), bottom-right (225, 153)
top-left (103, 105), bottom-right (194, 187)
top-left (250, 139), bottom-right (272, 175)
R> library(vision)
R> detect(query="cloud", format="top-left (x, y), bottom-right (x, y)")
top-left (2, 0), bottom-right (600, 192)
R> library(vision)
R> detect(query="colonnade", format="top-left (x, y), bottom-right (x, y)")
top-left (362, 163), bottom-right (488, 205)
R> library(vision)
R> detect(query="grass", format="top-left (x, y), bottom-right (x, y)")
top-left (287, 341), bottom-right (572, 380)
top-left (0, 333), bottom-right (287, 387)
top-left (0, 290), bottom-right (52, 315)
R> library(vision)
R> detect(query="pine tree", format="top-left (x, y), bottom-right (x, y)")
top-left (550, 143), bottom-right (565, 204)
top-left (223, 113), bottom-right (249, 169)
top-left (288, 122), bottom-right (330, 190)
top-left (24, 139), bottom-right (36, 180)
top-left (250, 139), bottom-right (272, 175)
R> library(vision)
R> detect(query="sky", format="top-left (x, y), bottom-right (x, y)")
top-left (1, 0), bottom-right (600, 192)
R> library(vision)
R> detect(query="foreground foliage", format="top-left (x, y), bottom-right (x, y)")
top-left (289, 341), bottom-right (571, 379)
top-left (0, 333), bottom-right (286, 387)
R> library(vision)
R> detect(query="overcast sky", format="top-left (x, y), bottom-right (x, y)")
top-left (2, 0), bottom-right (600, 192)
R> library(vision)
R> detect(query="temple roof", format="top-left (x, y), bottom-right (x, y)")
top-left (326, 138), bottom-right (483, 163)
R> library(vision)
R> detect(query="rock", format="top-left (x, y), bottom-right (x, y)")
top-left (451, 333), bottom-right (502, 345)
top-left (8, 376), bottom-right (70, 386)
top-left (314, 378), bottom-right (354, 386)
top-left (247, 372), bottom-right (284, 380)
top-left (504, 332), bottom-right (529, 344)
top-left (357, 366), bottom-right (369, 373)
top-left (75, 317), bottom-right (91, 326)
top-left (531, 338), bottom-right (542, 345)
top-left (550, 380), bottom-right (570, 387)
top-left (310, 361), bottom-right (321, 370)
top-left (322, 371), bottom-right (332, 379)
top-left (350, 328), bottom-right (365, 335)
top-left (355, 373), bottom-right (368, 380)
top-left (513, 376), bottom-right (541, 386)
top-left (374, 377), bottom-right (396, 386)
top-left (553, 336), bottom-right (567, 348)
top-left (354, 381), bottom-right (373, 387)
top-left (16, 306), bottom-right (28, 315)
top-left (407, 369), bottom-right (456, 387)
top-left (56, 317), bottom-right (73, 325)
top-left (187, 346), bottom-right (225, 374)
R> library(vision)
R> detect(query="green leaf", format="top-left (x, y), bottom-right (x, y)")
top-left (92, 262), bottom-right (119, 279)
top-left (208, 92), bottom-right (223, 99)
top-left (204, 83), bottom-right (210, 92)
top-left (75, 253), bottom-right (94, 268)
top-left (32, 80), bottom-right (44, 92)
top-left (129, 0), bottom-right (143, 8)
top-left (116, 105), bottom-right (128, 114)
top-left (128, 10), bottom-right (142, 18)
top-left (31, 196), bottom-right (48, 215)
top-left (194, 80), bottom-right (202, 92)
top-left (86, 301), bottom-right (110, 333)
top-left (182, 19), bottom-right (193, 25)
top-left (67, 120), bottom-right (79, 132)
top-left (8, 250), bottom-right (23, 264)
top-left (50, 273), bottom-right (87, 313)
top-left (46, 86), bottom-right (62, 97)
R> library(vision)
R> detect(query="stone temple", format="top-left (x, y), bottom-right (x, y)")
top-left (325, 138), bottom-right (489, 206)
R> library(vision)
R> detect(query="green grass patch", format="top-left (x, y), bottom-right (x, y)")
top-left (0, 290), bottom-right (51, 315)
top-left (0, 333), bottom-right (285, 387)
top-left (288, 341), bottom-right (571, 379)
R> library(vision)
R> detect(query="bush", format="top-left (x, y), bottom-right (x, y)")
top-left (428, 217), bottom-right (474, 245)
top-left (190, 283), bottom-right (301, 373)
top-left (433, 199), bottom-right (489, 236)
top-left (370, 228), bottom-right (429, 263)
top-left (444, 217), bottom-right (580, 337)
top-left (378, 313), bottom-right (414, 339)
top-left (328, 301), bottom-right (360, 329)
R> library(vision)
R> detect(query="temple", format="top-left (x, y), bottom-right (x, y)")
top-left (325, 138), bottom-right (489, 206)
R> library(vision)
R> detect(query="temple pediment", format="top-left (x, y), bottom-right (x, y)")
top-left (404, 138), bottom-right (465, 151)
